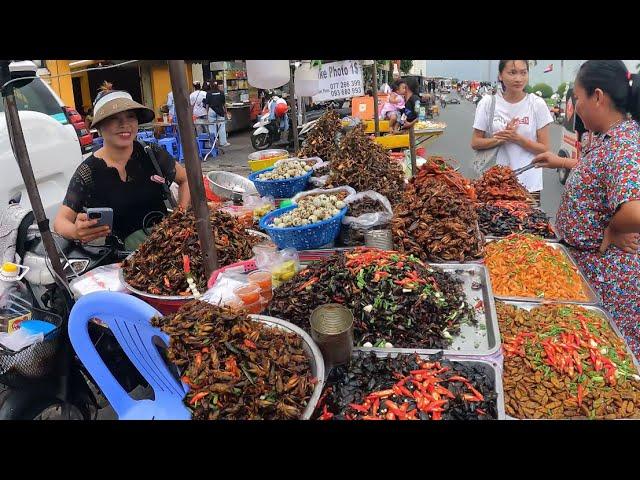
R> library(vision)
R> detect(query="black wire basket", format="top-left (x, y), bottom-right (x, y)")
top-left (0, 307), bottom-right (64, 389)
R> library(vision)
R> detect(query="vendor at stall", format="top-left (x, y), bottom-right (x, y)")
top-left (400, 77), bottom-right (421, 131)
top-left (532, 60), bottom-right (640, 357)
top-left (53, 85), bottom-right (190, 250)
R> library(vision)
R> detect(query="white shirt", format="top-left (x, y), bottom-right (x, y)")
top-left (190, 90), bottom-right (208, 118)
top-left (167, 91), bottom-right (175, 116)
top-left (380, 83), bottom-right (391, 94)
top-left (473, 92), bottom-right (553, 192)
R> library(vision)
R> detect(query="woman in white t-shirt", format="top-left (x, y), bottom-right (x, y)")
top-left (471, 60), bottom-right (553, 202)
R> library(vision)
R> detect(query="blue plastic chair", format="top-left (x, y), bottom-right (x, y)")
top-left (68, 292), bottom-right (191, 420)
top-left (196, 133), bottom-right (210, 159)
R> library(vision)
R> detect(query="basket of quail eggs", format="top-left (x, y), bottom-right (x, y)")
top-left (258, 190), bottom-right (350, 250)
top-left (248, 159), bottom-right (316, 198)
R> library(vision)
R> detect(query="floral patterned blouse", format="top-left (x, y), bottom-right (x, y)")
top-left (556, 119), bottom-right (640, 358)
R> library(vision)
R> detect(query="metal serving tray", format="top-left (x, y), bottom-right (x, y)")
top-left (484, 239), bottom-right (601, 305)
top-left (328, 350), bottom-right (506, 420)
top-left (498, 301), bottom-right (639, 420)
top-left (248, 315), bottom-right (326, 420)
top-left (483, 207), bottom-right (561, 243)
top-left (353, 263), bottom-right (500, 358)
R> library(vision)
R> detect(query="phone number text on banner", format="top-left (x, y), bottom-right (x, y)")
top-left (312, 61), bottom-right (364, 102)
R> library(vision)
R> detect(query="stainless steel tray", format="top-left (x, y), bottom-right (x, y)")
top-left (335, 350), bottom-right (505, 420)
top-left (249, 314), bottom-right (325, 420)
top-left (354, 263), bottom-right (500, 358)
top-left (498, 301), bottom-right (639, 420)
top-left (484, 239), bottom-right (601, 305)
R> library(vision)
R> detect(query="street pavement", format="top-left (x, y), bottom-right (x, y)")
top-left (202, 93), bottom-right (566, 221)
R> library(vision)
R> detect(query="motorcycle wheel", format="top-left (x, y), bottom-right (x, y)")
top-left (251, 133), bottom-right (271, 150)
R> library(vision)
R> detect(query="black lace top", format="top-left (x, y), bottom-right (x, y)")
top-left (63, 142), bottom-right (177, 239)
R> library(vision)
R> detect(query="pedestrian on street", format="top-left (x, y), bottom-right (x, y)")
top-left (204, 81), bottom-right (231, 147)
top-left (190, 82), bottom-right (208, 135)
top-left (400, 77), bottom-right (421, 131)
top-left (471, 60), bottom-right (553, 205)
top-left (532, 60), bottom-right (640, 357)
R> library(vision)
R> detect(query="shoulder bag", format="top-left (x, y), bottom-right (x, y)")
top-left (473, 94), bottom-right (500, 174)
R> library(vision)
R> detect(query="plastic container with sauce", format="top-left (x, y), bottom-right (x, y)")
top-left (233, 284), bottom-right (260, 305)
top-left (247, 270), bottom-right (272, 290)
top-left (243, 297), bottom-right (265, 315)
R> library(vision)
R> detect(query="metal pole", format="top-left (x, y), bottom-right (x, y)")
top-left (409, 125), bottom-right (417, 178)
top-left (168, 60), bottom-right (218, 275)
top-left (372, 61), bottom-right (380, 137)
top-left (289, 61), bottom-right (299, 152)
top-left (0, 62), bottom-right (68, 289)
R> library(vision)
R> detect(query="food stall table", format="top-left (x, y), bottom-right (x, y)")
top-left (374, 126), bottom-right (446, 150)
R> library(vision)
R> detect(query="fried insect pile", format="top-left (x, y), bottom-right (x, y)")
top-left (152, 300), bottom-right (316, 420)
top-left (315, 352), bottom-right (498, 420)
top-left (298, 109), bottom-right (341, 160)
top-left (267, 248), bottom-right (476, 349)
top-left (122, 208), bottom-right (261, 296)
top-left (326, 125), bottom-right (405, 206)
top-left (477, 200), bottom-right (556, 238)
top-left (473, 165), bottom-right (532, 203)
top-left (392, 170), bottom-right (484, 262)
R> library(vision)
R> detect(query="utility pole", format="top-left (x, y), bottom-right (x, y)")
top-left (288, 61), bottom-right (299, 152)
top-left (372, 61), bottom-right (380, 136)
top-left (168, 60), bottom-right (218, 276)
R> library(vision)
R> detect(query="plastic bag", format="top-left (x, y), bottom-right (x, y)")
top-left (243, 193), bottom-right (275, 221)
top-left (69, 263), bottom-right (127, 299)
top-left (267, 248), bottom-right (301, 288)
top-left (292, 186), bottom-right (357, 205)
top-left (201, 271), bottom-right (247, 307)
top-left (340, 191), bottom-right (394, 247)
top-left (342, 191), bottom-right (394, 228)
top-left (0, 329), bottom-right (43, 351)
top-left (308, 175), bottom-right (329, 188)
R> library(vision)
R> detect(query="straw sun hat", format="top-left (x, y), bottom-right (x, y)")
top-left (91, 81), bottom-right (155, 128)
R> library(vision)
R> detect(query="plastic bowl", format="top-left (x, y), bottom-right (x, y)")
top-left (248, 149), bottom-right (289, 172)
top-left (233, 284), bottom-right (261, 304)
top-left (247, 270), bottom-right (272, 290)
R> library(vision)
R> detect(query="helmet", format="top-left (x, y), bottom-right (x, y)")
top-left (275, 102), bottom-right (288, 118)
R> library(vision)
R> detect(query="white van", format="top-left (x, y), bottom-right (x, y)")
top-left (1, 61), bottom-right (86, 220)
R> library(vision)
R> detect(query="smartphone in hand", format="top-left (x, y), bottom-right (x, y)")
top-left (85, 208), bottom-right (113, 246)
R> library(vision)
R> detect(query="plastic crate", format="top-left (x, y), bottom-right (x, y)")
top-left (249, 167), bottom-right (313, 199)
top-left (259, 205), bottom-right (347, 250)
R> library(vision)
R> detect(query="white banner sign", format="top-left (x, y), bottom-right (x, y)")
top-left (312, 60), bottom-right (364, 102)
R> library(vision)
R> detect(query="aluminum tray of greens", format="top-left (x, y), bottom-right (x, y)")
top-left (497, 301), bottom-right (640, 420)
top-left (266, 249), bottom-right (500, 357)
top-left (483, 235), bottom-right (601, 305)
top-left (314, 350), bottom-right (505, 420)
top-left (354, 263), bottom-right (500, 357)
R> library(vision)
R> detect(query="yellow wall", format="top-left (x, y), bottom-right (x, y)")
top-left (79, 71), bottom-right (91, 111)
top-left (151, 63), bottom-right (197, 117)
top-left (45, 60), bottom-right (75, 108)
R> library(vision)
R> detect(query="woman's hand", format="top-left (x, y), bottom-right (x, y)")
top-left (74, 213), bottom-right (111, 243)
top-left (532, 152), bottom-right (566, 169)
top-left (599, 225), bottom-right (640, 254)
top-left (493, 118), bottom-right (521, 144)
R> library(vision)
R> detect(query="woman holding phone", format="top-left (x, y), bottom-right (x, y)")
top-left (471, 60), bottom-right (553, 205)
top-left (532, 60), bottom-right (640, 357)
top-left (54, 82), bottom-right (190, 250)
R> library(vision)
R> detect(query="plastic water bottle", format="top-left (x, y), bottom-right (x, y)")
top-left (419, 106), bottom-right (426, 122)
top-left (0, 262), bottom-right (32, 333)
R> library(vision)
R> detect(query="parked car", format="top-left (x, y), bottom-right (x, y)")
top-left (447, 96), bottom-right (461, 104)
top-left (1, 61), bottom-right (86, 220)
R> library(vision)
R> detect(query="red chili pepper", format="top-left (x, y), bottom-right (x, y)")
top-left (399, 385), bottom-right (414, 398)
top-left (434, 385), bottom-right (455, 399)
top-left (195, 353), bottom-right (202, 369)
top-left (361, 415), bottom-right (382, 421)
top-left (431, 410), bottom-right (442, 420)
top-left (385, 412), bottom-right (396, 420)
top-left (181, 375), bottom-right (193, 387)
top-left (349, 403), bottom-right (371, 413)
top-left (468, 386), bottom-right (485, 402)
top-left (189, 391), bottom-right (208, 405)
top-left (474, 300), bottom-right (484, 310)
top-left (243, 339), bottom-right (257, 349)
top-left (447, 375), bottom-right (472, 385)
top-left (424, 400), bottom-right (448, 412)
top-left (476, 408), bottom-right (487, 416)
top-left (182, 255), bottom-right (191, 273)
top-left (163, 276), bottom-right (171, 288)
top-left (367, 389), bottom-right (395, 399)
top-left (372, 398), bottom-right (380, 417)
top-left (319, 405), bottom-right (334, 420)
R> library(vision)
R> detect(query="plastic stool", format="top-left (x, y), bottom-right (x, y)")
top-left (158, 137), bottom-right (178, 157)
top-left (68, 292), bottom-right (191, 420)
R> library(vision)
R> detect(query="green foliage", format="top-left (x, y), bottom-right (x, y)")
top-left (524, 85), bottom-right (534, 94)
top-left (531, 83), bottom-right (553, 98)
top-left (556, 82), bottom-right (568, 99)
top-left (400, 60), bottom-right (413, 74)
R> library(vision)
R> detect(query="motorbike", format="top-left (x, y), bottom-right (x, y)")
top-left (0, 213), bottom-right (160, 419)
top-left (551, 102), bottom-right (565, 124)
top-left (251, 109), bottom-right (318, 151)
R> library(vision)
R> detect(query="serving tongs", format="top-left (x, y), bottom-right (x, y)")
top-left (512, 162), bottom-right (536, 176)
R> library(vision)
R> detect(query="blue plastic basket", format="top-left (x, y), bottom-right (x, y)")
top-left (259, 205), bottom-right (348, 250)
top-left (249, 167), bottom-right (313, 199)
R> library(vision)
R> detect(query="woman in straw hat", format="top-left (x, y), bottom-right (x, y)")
top-left (54, 82), bottom-right (190, 250)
